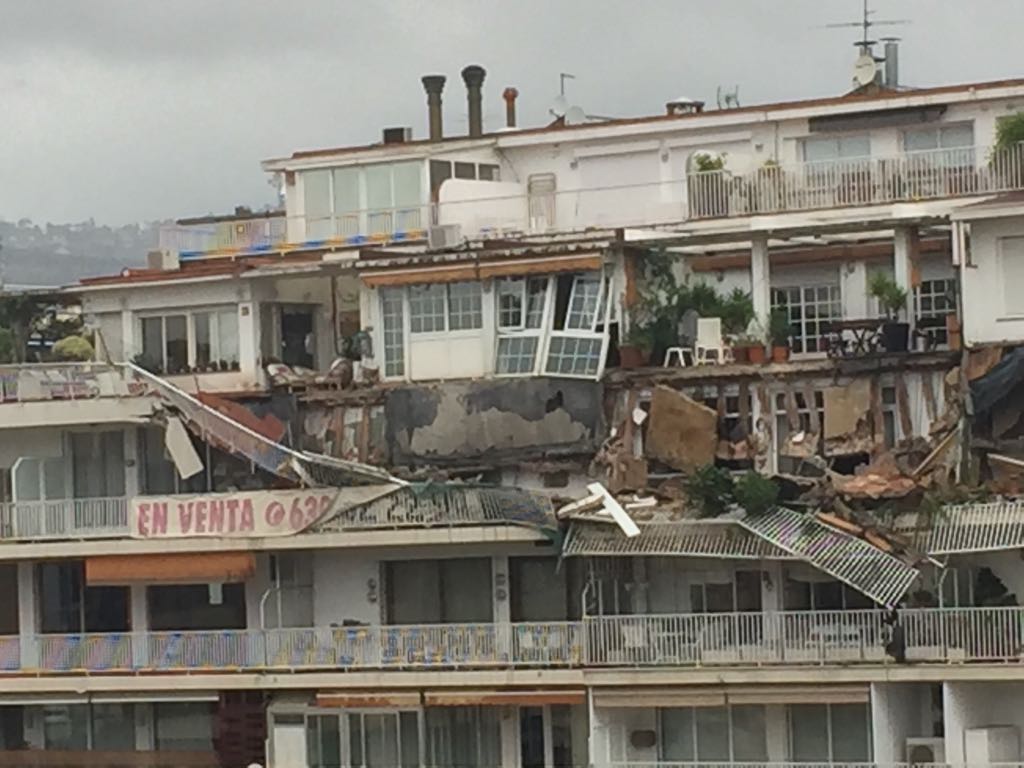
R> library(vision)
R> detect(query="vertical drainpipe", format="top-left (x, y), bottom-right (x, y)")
top-left (421, 74), bottom-right (446, 141)
top-left (461, 65), bottom-right (487, 137)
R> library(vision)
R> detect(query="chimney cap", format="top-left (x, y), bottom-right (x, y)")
top-left (502, 86), bottom-right (519, 102)
top-left (422, 74), bottom-right (447, 93)
top-left (461, 65), bottom-right (487, 87)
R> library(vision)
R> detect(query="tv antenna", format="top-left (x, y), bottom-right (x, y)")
top-left (716, 85), bottom-right (741, 110)
top-left (825, 0), bottom-right (909, 55)
top-left (550, 72), bottom-right (578, 118)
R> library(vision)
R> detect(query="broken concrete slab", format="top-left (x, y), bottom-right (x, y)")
top-left (646, 386), bottom-right (718, 472)
top-left (823, 380), bottom-right (872, 439)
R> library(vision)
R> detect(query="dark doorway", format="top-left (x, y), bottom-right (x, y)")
top-left (280, 307), bottom-right (315, 368)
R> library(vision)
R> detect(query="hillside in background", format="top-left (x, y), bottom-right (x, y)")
top-left (0, 219), bottom-right (158, 288)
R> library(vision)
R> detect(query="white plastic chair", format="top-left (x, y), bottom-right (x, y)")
top-left (694, 317), bottom-right (726, 364)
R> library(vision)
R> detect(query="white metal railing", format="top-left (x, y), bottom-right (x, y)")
top-left (12, 608), bottom-right (1024, 674)
top-left (688, 144), bottom-right (1024, 219)
top-left (22, 621), bottom-right (583, 672)
top-left (0, 497), bottom-right (129, 540)
top-left (0, 362), bottom-right (144, 403)
top-left (158, 215), bottom-right (287, 254)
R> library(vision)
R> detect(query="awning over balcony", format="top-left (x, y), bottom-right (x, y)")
top-left (85, 552), bottom-right (256, 584)
top-left (738, 507), bottom-right (921, 609)
top-left (562, 520), bottom-right (793, 560)
top-left (316, 692), bottom-right (422, 708)
top-left (592, 684), bottom-right (868, 708)
top-left (423, 689), bottom-right (586, 706)
top-left (360, 252), bottom-right (604, 287)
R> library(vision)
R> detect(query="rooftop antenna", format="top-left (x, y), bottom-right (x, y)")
top-left (550, 72), bottom-right (576, 117)
top-left (824, 0), bottom-right (909, 86)
top-left (716, 85), bottom-right (741, 110)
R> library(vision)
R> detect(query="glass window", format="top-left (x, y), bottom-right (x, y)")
top-left (306, 714), bottom-right (341, 768)
top-left (408, 284), bottom-right (446, 334)
top-left (140, 316), bottom-right (164, 371)
top-left (164, 315), bottom-right (188, 374)
top-left (803, 134), bottom-right (871, 162)
top-left (905, 124), bottom-right (974, 152)
top-left (380, 287), bottom-right (406, 377)
top-left (496, 336), bottom-right (538, 375)
top-left (732, 705), bottom-right (768, 761)
top-left (155, 702), bottom-right (215, 751)
top-left (217, 309), bottom-right (239, 365)
top-left (365, 165), bottom-right (393, 211)
top-left (659, 708), bottom-right (694, 761)
top-left (565, 276), bottom-right (602, 330)
top-left (497, 279), bottom-right (525, 329)
top-left (771, 284), bottom-right (842, 354)
top-left (790, 704), bottom-right (830, 761)
top-left (41, 704), bottom-right (88, 750)
top-left (92, 703), bottom-right (135, 751)
top-left (526, 278), bottom-right (547, 328)
top-left (1002, 237), bottom-right (1024, 316)
top-left (447, 282), bottom-right (483, 331)
top-left (332, 167), bottom-right (361, 215)
top-left (544, 336), bottom-right (602, 376)
top-left (194, 312), bottom-right (212, 368)
top-left (426, 707), bottom-right (501, 768)
top-left (831, 703), bottom-right (870, 762)
top-left (695, 706), bottom-right (730, 761)
top-left (304, 170), bottom-right (333, 239)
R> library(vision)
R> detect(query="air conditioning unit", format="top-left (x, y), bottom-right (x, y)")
top-left (427, 223), bottom-right (463, 251)
top-left (146, 249), bottom-right (179, 271)
top-left (906, 737), bottom-right (945, 765)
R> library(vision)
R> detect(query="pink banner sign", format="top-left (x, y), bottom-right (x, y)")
top-left (131, 489), bottom-right (336, 539)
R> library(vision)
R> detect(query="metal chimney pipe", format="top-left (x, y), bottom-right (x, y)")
top-left (883, 39), bottom-right (899, 88)
top-left (461, 65), bottom-right (487, 137)
top-left (421, 74), bottom-right (446, 141)
top-left (502, 87), bottom-right (519, 128)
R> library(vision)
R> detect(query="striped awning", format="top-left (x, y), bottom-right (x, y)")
top-left (562, 520), bottom-right (793, 560)
top-left (895, 501), bottom-right (1024, 555)
top-left (738, 507), bottom-right (920, 609)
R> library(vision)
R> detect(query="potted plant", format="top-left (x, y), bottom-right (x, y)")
top-left (735, 331), bottom-right (766, 364)
top-left (768, 309), bottom-right (792, 363)
top-left (869, 272), bottom-right (910, 352)
top-left (720, 288), bottom-right (755, 361)
top-left (619, 324), bottom-right (653, 368)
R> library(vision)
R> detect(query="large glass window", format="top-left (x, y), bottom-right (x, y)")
top-left (408, 282), bottom-right (482, 334)
top-left (446, 282), bottom-right (483, 331)
top-left (154, 702), bottom-right (215, 751)
top-left (803, 134), bottom-right (871, 163)
top-left (39, 703), bottom-right (135, 751)
top-left (138, 308), bottom-right (239, 374)
top-left (408, 284), bottom-right (447, 334)
top-left (544, 336), bottom-right (603, 376)
top-left (495, 277), bottom-right (548, 376)
top-left (771, 284), bottom-right (842, 354)
top-left (904, 124), bottom-right (974, 153)
top-left (789, 703), bottom-right (871, 762)
top-left (914, 277), bottom-right (957, 346)
top-left (426, 706), bottom-right (502, 768)
top-left (385, 558), bottom-right (493, 624)
top-left (659, 705), bottom-right (767, 762)
top-left (307, 162), bottom-right (424, 238)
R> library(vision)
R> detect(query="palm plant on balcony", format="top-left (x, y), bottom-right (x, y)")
top-left (869, 272), bottom-right (910, 352)
top-left (768, 309), bottom-right (793, 363)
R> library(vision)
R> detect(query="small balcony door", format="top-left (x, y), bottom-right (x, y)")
top-left (519, 705), bottom-right (576, 768)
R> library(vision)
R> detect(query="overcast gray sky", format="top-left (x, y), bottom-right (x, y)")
top-left (1, 0), bottom-right (1021, 225)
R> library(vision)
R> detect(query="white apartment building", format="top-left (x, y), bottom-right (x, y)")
top-left (2, 48), bottom-right (1024, 768)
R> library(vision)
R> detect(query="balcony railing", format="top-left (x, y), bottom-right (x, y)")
top-left (0, 363), bottom-right (144, 404)
top-left (9, 607), bottom-right (1024, 673)
top-left (22, 621), bottom-right (583, 672)
top-left (0, 497), bottom-right (128, 540)
top-left (158, 215), bottom-right (287, 256)
top-left (688, 144), bottom-right (1024, 219)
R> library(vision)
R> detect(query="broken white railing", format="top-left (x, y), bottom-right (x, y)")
top-left (0, 362), bottom-right (143, 403)
top-left (688, 143), bottom-right (1024, 219)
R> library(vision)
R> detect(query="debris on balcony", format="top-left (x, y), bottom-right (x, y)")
top-left (645, 385), bottom-right (718, 471)
top-left (164, 416), bottom-right (204, 479)
top-left (557, 482), bottom-right (640, 537)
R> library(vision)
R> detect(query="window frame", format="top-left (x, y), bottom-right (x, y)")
top-left (658, 704), bottom-right (768, 762)
top-left (770, 283), bottom-right (843, 356)
top-left (495, 277), bottom-right (552, 377)
top-left (543, 273), bottom-right (612, 380)
top-left (787, 702), bottom-right (872, 763)
top-left (137, 306), bottom-right (241, 374)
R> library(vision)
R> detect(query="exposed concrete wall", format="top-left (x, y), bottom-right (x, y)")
top-left (385, 377), bottom-right (603, 465)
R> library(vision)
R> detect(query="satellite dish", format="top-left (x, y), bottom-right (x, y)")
top-left (853, 53), bottom-right (877, 86)
top-left (564, 105), bottom-right (587, 125)
top-left (549, 93), bottom-right (568, 117)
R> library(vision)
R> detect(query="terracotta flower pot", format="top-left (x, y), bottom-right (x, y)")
top-left (748, 345), bottom-right (767, 364)
top-left (771, 345), bottom-right (790, 363)
top-left (618, 345), bottom-right (649, 368)
top-left (731, 345), bottom-right (750, 363)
